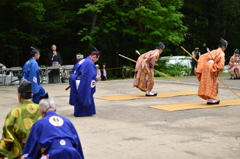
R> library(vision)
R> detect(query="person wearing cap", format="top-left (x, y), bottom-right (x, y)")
top-left (101, 63), bottom-right (108, 80)
top-left (191, 47), bottom-right (201, 75)
top-left (196, 38), bottom-right (227, 104)
top-left (69, 48), bottom-right (101, 117)
top-left (228, 49), bottom-right (240, 79)
top-left (95, 64), bottom-right (101, 81)
top-left (0, 79), bottom-right (41, 159)
top-left (134, 42), bottom-right (165, 96)
top-left (21, 94), bottom-right (84, 159)
top-left (22, 47), bottom-right (46, 104)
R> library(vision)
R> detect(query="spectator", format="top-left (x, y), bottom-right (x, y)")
top-left (0, 79), bottom-right (41, 159)
top-left (191, 47), bottom-right (201, 75)
top-left (96, 64), bottom-right (101, 81)
top-left (101, 63), bottom-right (108, 80)
top-left (228, 49), bottom-right (240, 79)
top-left (61, 68), bottom-right (71, 83)
top-left (48, 44), bottom-right (63, 83)
top-left (122, 67), bottom-right (132, 79)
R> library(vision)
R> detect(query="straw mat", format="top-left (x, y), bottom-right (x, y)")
top-left (148, 99), bottom-right (240, 111)
top-left (95, 91), bottom-right (197, 101)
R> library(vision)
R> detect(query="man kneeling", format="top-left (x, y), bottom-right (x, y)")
top-left (0, 79), bottom-right (41, 159)
top-left (21, 94), bottom-right (84, 159)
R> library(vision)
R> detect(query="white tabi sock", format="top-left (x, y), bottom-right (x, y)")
top-left (207, 99), bottom-right (218, 103)
top-left (146, 91), bottom-right (155, 95)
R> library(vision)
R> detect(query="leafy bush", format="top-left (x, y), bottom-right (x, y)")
top-left (154, 58), bottom-right (191, 77)
top-left (123, 65), bottom-right (135, 72)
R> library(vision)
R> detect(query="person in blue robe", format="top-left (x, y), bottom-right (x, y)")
top-left (22, 47), bottom-right (45, 104)
top-left (69, 49), bottom-right (101, 117)
top-left (21, 94), bottom-right (84, 159)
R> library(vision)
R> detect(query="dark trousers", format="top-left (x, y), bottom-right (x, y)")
top-left (191, 62), bottom-right (198, 75)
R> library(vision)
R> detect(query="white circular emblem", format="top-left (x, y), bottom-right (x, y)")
top-left (91, 80), bottom-right (96, 88)
top-left (79, 59), bottom-right (85, 64)
top-left (49, 116), bottom-right (64, 127)
top-left (33, 77), bottom-right (37, 83)
top-left (60, 139), bottom-right (66, 146)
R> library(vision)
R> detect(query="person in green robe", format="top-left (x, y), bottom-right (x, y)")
top-left (0, 79), bottom-right (42, 159)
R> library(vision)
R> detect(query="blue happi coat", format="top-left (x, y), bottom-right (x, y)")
top-left (22, 58), bottom-right (45, 103)
top-left (21, 111), bottom-right (84, 159)
top-left (69, 56), bottom-right (97, 117)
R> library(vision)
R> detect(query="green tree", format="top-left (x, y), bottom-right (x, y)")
top-left (78, 0), bottom-right (187, 77)
top-left (181, 0), bottom-right (240, 61)
top-left (0, 0), bottom-right (84, 67)
top-left (0, 0), bottom-right (46, 66)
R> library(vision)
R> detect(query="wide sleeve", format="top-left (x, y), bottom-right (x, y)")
top-left (22, 61), bottom-right (31, 78)
top-left (69, 123), bottom-right (84, 159)
top-left (69, 73), bottom-right (79, 105)
top-left (0, 113), bottom-right (15, 157)
top-left (28, 62), bottom-right (40, 94)
top-left (0, 108), bottom-right (24, 158)
top-left (213, 52), bottom-right (225, 75)
top-left (195, 53), bottom-right (209, 81)
top-left (58, 52), bottom-right (63, 64)
top-left (48, 52), bottom-right (53, 66)
top-left (77, 61), bottom-right (94, 107)
top-left (135, 54), bottom-right (145, 72)
top-left (21, 123), bottom-right (41, 159)
top-left (146, 50), bottom-right (159, 68)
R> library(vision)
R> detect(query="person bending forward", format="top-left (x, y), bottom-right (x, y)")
top-left (21, 94), bottom-right (84, 159)
top-left (196, 38), bottom-right (227, 104)
top-left (134, 42), bottom-right (165, 96)
top-left (69, 49), bottom-right (101, 117)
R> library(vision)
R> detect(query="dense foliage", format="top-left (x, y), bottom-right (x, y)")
top-left (155, 58), bottom-right (191, 77)
top-left (0, 0), bottom-right (239, 78)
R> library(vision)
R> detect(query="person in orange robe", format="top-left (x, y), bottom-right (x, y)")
top-left (195, 38), bottom-right (227, 104)
top-left (228, 49), bottom-right (240, 79)
top-left (134, 42), bottom-right (165, 96)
